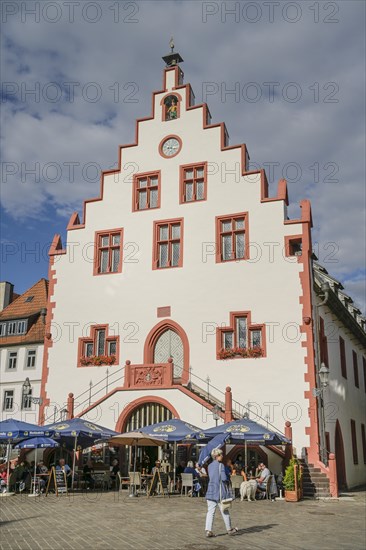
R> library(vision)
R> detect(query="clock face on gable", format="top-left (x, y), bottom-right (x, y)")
top-left (159, 135), bottom-right (182, 158)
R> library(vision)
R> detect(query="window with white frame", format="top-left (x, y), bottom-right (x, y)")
top-left (22, 388), bottom-right (33, 410)
top-left (7, 351), bottom-right (17, 370)
top-left (0, 323), bottom-right (6, 337)
top-left (7, 322), bottom-right (17, 335)
top-left (17, 320), bottom-right (27, 334)
top-left (26, 350), bottom-right (36, 368)
top-left (3, 390), bottom-right (14, 411)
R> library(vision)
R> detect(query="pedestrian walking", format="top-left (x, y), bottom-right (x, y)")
top-left (204, 448), bottom-right (238, 537)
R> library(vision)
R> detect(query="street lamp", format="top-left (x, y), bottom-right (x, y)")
top-left (22, 377), bottom-right (43, 407)
top-left (212, 405), bottom-right (221, 426)
top-left (312, 363), bottom-right (330, 397)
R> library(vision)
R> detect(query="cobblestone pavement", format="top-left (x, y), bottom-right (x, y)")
top-left (1, 490), bottom-right (365, 550)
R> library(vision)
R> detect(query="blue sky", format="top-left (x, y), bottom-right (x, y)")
top-left (1, 0), bottom-right (365, 313)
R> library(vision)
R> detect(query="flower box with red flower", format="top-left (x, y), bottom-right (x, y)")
top-left (218, 347), bottom-right (263, 360)
top-left (80, 355), bottom-right (116, 366)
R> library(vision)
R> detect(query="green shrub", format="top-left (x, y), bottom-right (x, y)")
top-left (283, 458), bottom-right (302, 491)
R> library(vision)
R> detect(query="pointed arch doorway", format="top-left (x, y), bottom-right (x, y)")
top-left (335, 420), bottom-right (347, 489)
top-left (144, 320), bottom-right (189, 384)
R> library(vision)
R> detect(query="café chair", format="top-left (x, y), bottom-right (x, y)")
top-left (117, 472), bottom-right (130, 491)
top-left (181, 473), bottom-right (193, 496)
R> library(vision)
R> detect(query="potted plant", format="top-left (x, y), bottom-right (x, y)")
top-left (283, 458), bottom-right (302, 502)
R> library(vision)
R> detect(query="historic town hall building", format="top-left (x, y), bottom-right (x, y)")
top-left (38, 51), bottom-right (366, 492)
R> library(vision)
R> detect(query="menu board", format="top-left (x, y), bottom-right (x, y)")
top-left (45, 467), bottom-right (68, 496)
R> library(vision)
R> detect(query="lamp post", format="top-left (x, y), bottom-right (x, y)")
top-left (212, 405), bottom-right (221, 427)
top-left (22, 377), bottom-right (43, 409)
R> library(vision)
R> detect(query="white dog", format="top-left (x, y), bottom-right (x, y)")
top-left (240, 480), bottom-right (257, 502)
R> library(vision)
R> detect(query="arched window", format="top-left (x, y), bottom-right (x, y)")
top-left (153, 329), bottom-right (183, 379)
top-left (125, 401), bottom-right (173, 431)
top-left (163, 94), bottom-right (180, 121)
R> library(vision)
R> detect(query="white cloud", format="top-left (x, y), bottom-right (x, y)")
top-left (1, 0), bottom-right (365, 312)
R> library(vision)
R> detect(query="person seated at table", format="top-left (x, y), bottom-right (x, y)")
top-left (0, 469), bottom-right (8, 493)
top-left (109, 459), bottom-right (119, 489)
top-left (195, 463), bottom-right (206, 477)
top-left (184, 461), bottom-right (200, 496)
top-left (184, 461), bottom-right (197, 477)
top-left (56, 458), bottom-right (72, 488)
top-left (232, 462), bottom-right (247, 481)
top-left (256, 462), bottom-right (271, 495)
top-left (225, 458), bottom-right (234, 477)
top-left (14, 461), bottom-right (30, 492)
top-left (235, 454), bottom-right (244, 470)
top-left (83, 459), bottom-right (95, 489)
top-left (36, 461), bottom-right (49, 492)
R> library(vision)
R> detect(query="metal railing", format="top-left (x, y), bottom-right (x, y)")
top-left (44, 362), bottom-right (286, 437)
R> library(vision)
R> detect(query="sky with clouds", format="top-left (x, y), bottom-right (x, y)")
top-left (1, 0), bottom-right (365, 313)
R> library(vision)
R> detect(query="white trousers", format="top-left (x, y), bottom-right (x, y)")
top-left (205, 500), bottom-right (232, 532)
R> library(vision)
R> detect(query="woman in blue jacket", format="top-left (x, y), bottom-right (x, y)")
top-left (205, 448), bottom-right (238, 537)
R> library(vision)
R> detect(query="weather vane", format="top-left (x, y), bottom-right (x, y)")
top-left (169, 37), bottom-right (174, 53)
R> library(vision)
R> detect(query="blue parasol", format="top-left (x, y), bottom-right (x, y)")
top-left (44, 417), bottom-right (118, 489)
top-left (15, 437), bottom-right (59, 496)
top-left (0, 418), bottom-right (54, 493)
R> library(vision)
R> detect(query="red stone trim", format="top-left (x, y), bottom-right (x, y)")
top-left (77, 324), bottom-right (120, 368)
top-left (93, 228), bottom-right (123, 276)
top-left (144, 319), bottom-right (190, 384)
top-left (152, 217), bottom-right (184, 269)
top-left (39, 256), bottom-right (57, 424)
top-left (284, 234), bottom-right (303, 258)
top-left (215, 212), bottom-right (249, 263)
top-left (132, 170), bottom-right (161, 212)
top-left (115, 395), bottom-right (180, 433)
top-left (217, 311), bottom-right (266, 359)
top-left (179, 161), bottom-right (208, 204)
top-left (157, 306), bottom-right (171, 318)
top-left (49, 234), bottom-right (66, 256)
top-left (67, 212), bottom-right (84, 231)
top-left (158, 134), bottom-right (182, 159)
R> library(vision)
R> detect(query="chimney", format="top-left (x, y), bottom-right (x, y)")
top-left (0, 282), bottom-right (14, 312)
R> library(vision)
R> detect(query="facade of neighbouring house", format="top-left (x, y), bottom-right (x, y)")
top-left (0, 279), bottom-right (48, 424)
top-left (38, 53), bottom-right (365, 491)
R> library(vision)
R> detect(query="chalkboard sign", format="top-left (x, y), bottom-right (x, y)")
top-left (148, 470), bottom-right (159, 496)
top-left (159, 472), bottom-right (169, 494)
top-left (148, 470), bottom-right (169, 497)
top-left (46, 467), bottom-right (68, 496)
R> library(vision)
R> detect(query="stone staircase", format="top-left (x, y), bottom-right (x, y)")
top-left (300, 460), bottom-right (331, 498)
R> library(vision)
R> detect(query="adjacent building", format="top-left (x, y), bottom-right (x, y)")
top-left (0, 279), bottom-right (48, 424)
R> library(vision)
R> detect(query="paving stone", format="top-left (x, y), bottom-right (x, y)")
top-left (0, 491), bottom-right (365, 550)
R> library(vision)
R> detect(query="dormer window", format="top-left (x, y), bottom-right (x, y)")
top-left (163, 94), bottom-right (180, 121)
top-left (0, 319), bottom-right (28, 337)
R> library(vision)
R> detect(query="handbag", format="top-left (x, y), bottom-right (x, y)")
top-left (219, 464), bottom-right (233, 511)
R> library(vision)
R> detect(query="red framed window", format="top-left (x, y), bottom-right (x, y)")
top-left (180, 162), bottom-right (207, 203)
top-left (94, 229), bottom-right (123, 275)
top-left (353, 351), bottom-right (359, 388)
top-left (361, 424), bottom-right (366, 464)
top-left (217, 311), bottom-right (265, 359)
top-left (339, 336), bottom-right (347, 379)
top-left (350, 419), bottom-right (358, 465)
top-left (78, 325), bottom-right (119, 367)
top-left (153, 218), bottom-right (183, 269)
top-left (133, 171), bottom-right (160, 211)
top-left (216, 213), bottom-right (249, 262)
